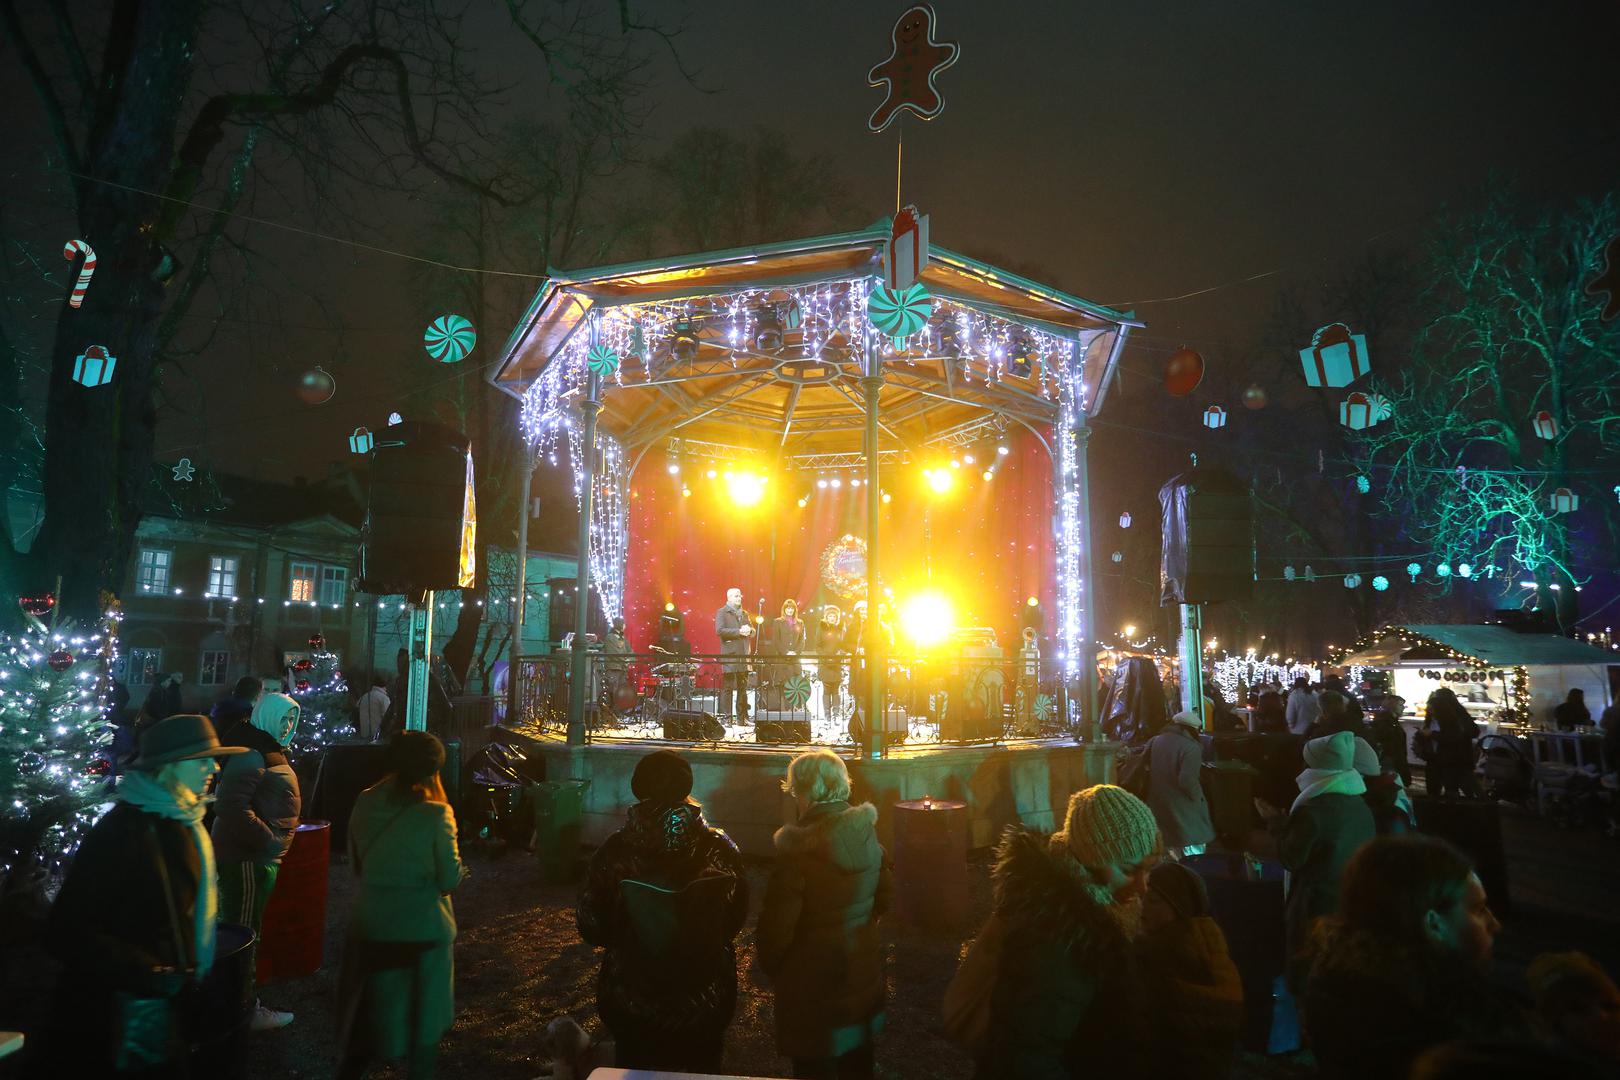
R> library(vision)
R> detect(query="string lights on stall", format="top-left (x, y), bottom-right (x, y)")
top-left (1331, 625), bottom-right (1532, 721)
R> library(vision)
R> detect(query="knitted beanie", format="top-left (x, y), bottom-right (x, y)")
top-left (1057, 784), bottom-right (1160, 869)
top-left (631, 749), bottom-right (693, 804)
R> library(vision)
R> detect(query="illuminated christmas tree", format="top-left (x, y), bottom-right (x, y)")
top-left (289, 634), bottom-right (353, 750)
top-left (0, 605), bottom-right (118, 890)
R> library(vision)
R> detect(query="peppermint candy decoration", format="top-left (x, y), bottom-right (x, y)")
top-left (587, 343), bottom-right (620, 376)
top-left (1033, 693), bottom-right (1054, 722)
top-left (783, 674), bottom-right (814, 710)
top-left (424, 314), bottom-right (476, 363)
top-left (1367, 393), bottom-right (1394, 423)
top-left (867, 282), bottom-right (932, 344)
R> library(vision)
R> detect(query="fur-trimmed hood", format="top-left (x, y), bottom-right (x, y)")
top-left (773, 800), bottom-right (880, 873)
top-left (991, 826), bottom-right (1131, 960)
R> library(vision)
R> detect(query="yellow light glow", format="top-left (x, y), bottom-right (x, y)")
top-left (881, 491), bottom-right (892, 504)
top-left (900, 592), bottom-right (956, 647)
top-left (926, 468), bottom-right (955, 494)
top-left (724, 471), bottom-right (767, 507)
top-left (705, 469), bottom-right (717, 479)
top-left (1026, 596), bottom-right (1039, 607)
top-left (1123, 624), bottom-right (1137, 638)
top-left (664, 602), bottom-right (676, 612)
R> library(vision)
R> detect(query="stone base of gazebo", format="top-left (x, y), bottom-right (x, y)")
top-left (518, 736), bottom-right (1122, 857)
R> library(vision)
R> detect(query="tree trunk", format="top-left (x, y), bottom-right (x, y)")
top-left (35, 0), bottom-right (207, 620)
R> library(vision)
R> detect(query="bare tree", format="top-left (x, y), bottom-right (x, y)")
top-left (0, 0), bottom-right (676, 621)
top-left (1360, 187), bottom-right (1620, 630)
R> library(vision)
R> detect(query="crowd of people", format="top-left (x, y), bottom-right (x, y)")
top-left (26, 667), bottom-right (1620, 1079)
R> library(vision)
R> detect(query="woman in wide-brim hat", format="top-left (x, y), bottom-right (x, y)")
top-left (42, 714), bottom-right (248, 1077)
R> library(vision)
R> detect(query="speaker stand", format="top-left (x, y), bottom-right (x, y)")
top-left (1179, 602), bottom-right (1205, 726)
top-left (406, 591), bottom-right (434, 732)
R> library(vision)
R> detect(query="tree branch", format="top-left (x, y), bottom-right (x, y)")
top-left (0, 0), bottom-right (82, 173)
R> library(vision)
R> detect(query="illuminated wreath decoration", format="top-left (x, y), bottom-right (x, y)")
top-left (819, 534), bottom-right (869, 602)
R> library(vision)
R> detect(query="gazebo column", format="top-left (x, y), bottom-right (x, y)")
top-left (1074, 414), bottom-right (1098, 737)
top-left (863, 366), bottom-right (886, 759)
top-left (568, 367), bottom-right (604, 746)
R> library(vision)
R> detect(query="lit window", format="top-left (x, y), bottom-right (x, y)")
top-left (290, 562), bottom-right (317, 603)
top-left (199, 650), bottom-right (230, 686)
top-left (319, 566), bottom-right (348, 607)
top-left (127, 648), bottom-right (162, 686)
top-left (136, 549), bottom-right (171, 592)
top-left (207, 556), bottom-right (239, 598)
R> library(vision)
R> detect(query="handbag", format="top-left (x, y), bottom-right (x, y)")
top-left (1117, 744), bottom-right (1152, 798)
top-left (113, 823), bottom-right (192, 1069)
top-left (941, 911), bottom-right (1006, 1055)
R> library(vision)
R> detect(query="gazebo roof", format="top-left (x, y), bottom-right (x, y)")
top-left (489, 221), bottom-right (1140, 462)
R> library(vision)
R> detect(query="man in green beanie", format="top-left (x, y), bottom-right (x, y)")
top-left (973, 784), bottom-right (1163, 1079)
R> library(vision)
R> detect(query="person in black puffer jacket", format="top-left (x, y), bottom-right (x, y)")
top-left (577, 750), bottom-right (748, 1073)
top-left (211, 692), bottom-right (303, 1031)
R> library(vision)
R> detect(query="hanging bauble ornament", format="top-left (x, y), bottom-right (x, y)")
top-left (308, 632), bottom-right (326, 650)
top-left (1283, 565), bottom-right (1297, 582)
top-left (293, 658), bottom-right (314, 673)
top-left (782, 298), bottom-right (804, 331)
top-left (1164, 347), bottom-right (1205, 396)
top-left (1111, 550), bottom-right (1124, 563)
top-left (84, 757), bottom-right (111, 777)
top-left (1344, 574), bottom-right (1363, 589)
top-left (752, 308), bottom-right (784, 353)
top-left (19, 593), bottom-right (56, 617)
top-left (295, 679), bottom-right (311, 693)
top-left (424, 314), bottom-right (477, 363)
top-left (586, 343), bottom-right (621, 377)
top-left (1304, 565), bottom-right (1316, 582)
top-left (1119, 511), bottom-right (1132, 529)
top-left (1457, 563), bottom-right (1473, 579)
top-left (1242, 383), bottom-right (1269, 409)
top-left (1355, 475), bottom-right (1371, 494)
top-left (47, 649), bottom-right (74, 672)
top-left (296, 365), bottom-right (336, 404)
top-left (1372, 576), bottom-right (1390, 592)
top-left (1406, 562), bottom-right (1422, 582)
top-left (671, 319), bottom-right (699, 363)
top-left (1436, 563), bottom-right (1452, 578)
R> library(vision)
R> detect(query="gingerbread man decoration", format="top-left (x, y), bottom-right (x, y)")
top-left (866, 4), bottom-right (960, 133)
top-left (1586, 233), bottom-right (1620, 322)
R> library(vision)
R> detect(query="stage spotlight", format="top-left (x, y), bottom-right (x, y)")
top-left (725, 471), bottom-right (767, 507)
top-left (949, 458), bottom-right (961, 469)
top-left (830, 477), bottom-right (842, 489)
top-left (797, 496), bottom-right (809, 508)
top-left (667, 462), bottom-right (680, 475)
top-left (671, 319), bottom-right (699, 363)
top-left (926, 468), bottom-right (955, 494)
top-left (982, 470), bottom-right (993, 481)
top-left (817, 478), bottom-right (829, 489)
top-left (850, 478), bottom-right (862, 488)
top-left (753, 308), bottom-right (784, 353)
top-left (881, 491), bottom-right (892, 504)
top-left (705, 468), bottom-right (718, 479)
top-left (1123, 624), bottom-right (1137, 638)
top-left (681, 486), bottom-right (691, 498)
top-left (963, 453), bottom-right (975, 465)
top-left (997, 444), bottom-right (1010, 456)
top-left (900, 592), bottom-right (956, 648)
top-left (665, 602), bottom-right (676, 612)
top-left (1026, 596), bottom-right (1039, 607)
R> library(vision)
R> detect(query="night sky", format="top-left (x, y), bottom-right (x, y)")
top-left (6, 2), bottom-right (1618, 619)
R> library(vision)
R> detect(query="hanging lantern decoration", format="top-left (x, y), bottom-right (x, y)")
top-left (1111, 551), bottom-right (1124, 563)
top-left (47, 649), bottom-right (74, 672)
top-left (1344, 574), bottom-right (1363, 589)
top-left (1532, 410), bottom-right (1558, 440)
top-left (1304, 565), bottom-right (1316, 582)
top-left (1242, 383), bottom-right (1268, 409)
top-left (1550, 487), bottom-right (1579, 513)
top-left (1283, 565), bottom-right (1297, 582)
top-left (19, 593), bottom-right (56, 617)
top-left (1118, 511), bottom-right (1132, 529)
top-left (1372, 576), bottom-right (1390, 592)
top-left (782, 298), bottom-right (804, 331)
top-left (1339, 392), bottom-right (1376, 430)
top-left (1202, 404), bottom-right (1227, 429)
top-left (296, 366), bottom-right (336, 404)
top-left (1406, 562), bottom-right (1422, 582)
top-left (424, 314), bottom-right (477, 363)
top-left (671, 319), bottom-right (700, 363)
top-left (1298, 322), bottom-right (1370, 387)
top-left (72, 345), bottom-right (118, 388)
top-left (308, 633), bottom-right (326, 650)
top-left (1164, 347), bottom-right (1205, 396)
top-left (348, 426), bottom-right (374, 454)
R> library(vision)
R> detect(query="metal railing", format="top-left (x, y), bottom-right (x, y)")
top-left (510, 649), bottom-right (1076, 748)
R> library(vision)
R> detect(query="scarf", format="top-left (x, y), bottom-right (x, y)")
top-left (118, 769), bottom-right (217, 980)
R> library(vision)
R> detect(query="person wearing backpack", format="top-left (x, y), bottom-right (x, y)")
top-left (576, 749), bottom-right (748, 1073)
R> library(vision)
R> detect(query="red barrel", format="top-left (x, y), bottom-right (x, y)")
top-left (256, 820), bottom-right (331, 983)
top-left (891, 799), bottom-right (969, 930)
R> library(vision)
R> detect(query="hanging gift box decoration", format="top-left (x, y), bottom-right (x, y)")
top-left (867, 281), bottom-right (933, 346)
top-left (884, 204), bottom-right (931, 290)
top-left (1344, 574), bottom-right (1363, 589)
top-left (1119, 511), bottom-right (1132, 529)
top-left (72, 345), bottom-right (117, 387)
top-left (1299, 322), bottom-right (1370, 387)
top-left (1111, 550), bottom-right (1124, 563)
top-left (348, 426), bottom-right (374, 454)
top-left (1202, 404), bottom-right (1227, 429)
top-left (1339, 392), bottom-right (1375, 430)
top-left (1550, 487), bottom-right (1579, 513)
top-left (1532, 410), bottom-right (1558, 440)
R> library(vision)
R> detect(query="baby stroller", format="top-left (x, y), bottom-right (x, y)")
top-left (1478, 732), bottom-right (1533, 804)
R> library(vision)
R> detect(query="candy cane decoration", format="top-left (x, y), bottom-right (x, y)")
top-left (62, 240), bottom-right (96, 308)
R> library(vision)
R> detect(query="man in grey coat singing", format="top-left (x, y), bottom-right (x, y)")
top-left (715, 587), bottom-right (754, 721)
